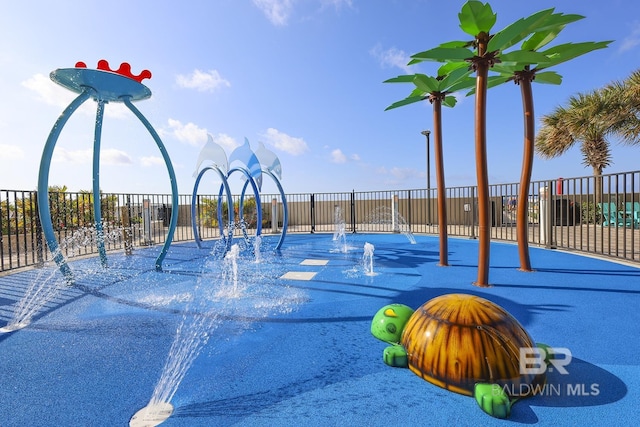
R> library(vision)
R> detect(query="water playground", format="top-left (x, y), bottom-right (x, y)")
top-left (0, 60), bottom-right (639, 426)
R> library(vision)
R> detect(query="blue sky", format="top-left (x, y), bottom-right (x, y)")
top-left (1, 0), bottom-right (639, 196)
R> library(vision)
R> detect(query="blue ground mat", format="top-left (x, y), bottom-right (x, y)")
top-left (0, 233), bottom-right (638, 426)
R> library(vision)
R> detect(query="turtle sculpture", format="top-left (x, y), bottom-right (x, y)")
top-left (371, 293), bottom-right (550, 418)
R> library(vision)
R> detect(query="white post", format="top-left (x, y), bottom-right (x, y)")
top-left (539, 187), bottom-right (548, 245)
top-left (392, 194), bottom-right (400, 233)
top-left (271, 198), bottom-right (278, 233)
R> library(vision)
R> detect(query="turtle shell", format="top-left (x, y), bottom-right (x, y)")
top-left (401, 293), bottom-right (545, 396)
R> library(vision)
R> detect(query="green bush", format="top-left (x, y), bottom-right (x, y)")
top-left (581, 201), bottom-right (601, 224)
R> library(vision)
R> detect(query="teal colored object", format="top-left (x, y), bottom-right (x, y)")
top-left (38, 61), bottom-right (179, 282)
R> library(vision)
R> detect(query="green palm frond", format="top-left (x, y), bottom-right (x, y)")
top-left (459, 1), bottom-right (496, 36)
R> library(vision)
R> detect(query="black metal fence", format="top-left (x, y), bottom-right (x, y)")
top-left (2, 170), bottom-right (639, 273)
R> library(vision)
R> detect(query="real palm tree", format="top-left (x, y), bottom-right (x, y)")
top-left (601, 69), bottom-right (640, 145)
top-left (535, 88), bottom-right (631, 202)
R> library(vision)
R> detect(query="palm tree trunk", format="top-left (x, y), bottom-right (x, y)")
top-left (593, 167), bottom-right (603, 205)
top-left (517, 77), bottom-right (534, 272)
top-left (473, 35), bottom-right (491, 287)
top-left (433, 98), bottom-right (449, 266)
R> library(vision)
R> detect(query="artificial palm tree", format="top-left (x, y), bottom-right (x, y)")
top-left (483, 14), bottom-right (610, 271)
top-left (384, 65), bottom-right (474, 266)
top-left (406, 1), bottom-right (608, 284)
top-left (409, 1), bottom-right (548, 286)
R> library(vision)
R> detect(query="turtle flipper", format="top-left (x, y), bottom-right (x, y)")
top-left (474, 383), bottom-right (512, 419)
top-left (382, 344), bottom-right (408, 368)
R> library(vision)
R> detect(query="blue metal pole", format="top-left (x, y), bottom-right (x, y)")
top-left (263, 169), bottom-right (288, 250)
top-left (122, 96), bottom-right (178, 271)
top-left (37, 89), bottom-right (93, 283)
top-left (217, 180), bottom-right (235, 251)
top-left (191, 166), bottom-right (233, 249)
top-left (93, 100), bottom-right (108, 267)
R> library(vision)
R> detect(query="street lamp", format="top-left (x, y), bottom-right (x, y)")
top-left (421, 130), bottom-right (431, 225)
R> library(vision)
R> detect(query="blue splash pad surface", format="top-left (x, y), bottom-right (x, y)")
top-left (0, 233), bottom-right (638, 426)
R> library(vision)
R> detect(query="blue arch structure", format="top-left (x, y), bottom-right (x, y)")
top-left (229, 167), bottom-right (263, 243)
top-left (190, 136), bottom-right (289, 252)
top-left (37, 64), bottom-right (178, 282)
top-left (191, 166), bottom-right (234, 250)
top-left (261, 168), bottom-right (288, 250)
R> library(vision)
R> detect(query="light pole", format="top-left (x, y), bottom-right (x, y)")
top-left (421, 130), bottom-right (431, 225)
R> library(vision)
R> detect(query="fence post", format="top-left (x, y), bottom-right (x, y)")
top-left (470, 186), bottom-right (477, 239)
top-left (407, 190), bottom-right (412, 232)
top-left (121, 195), bottom-right (133, 255)
top-left (310, 194), bottom-right (315, 233)
top-left (271, 198), bottom-right (278, 233)
top-left (142, 198), bottom-right (153, 245)
top-left (540, 185), bottom-right (548, 245)
top-left (392, 194), bottom-right (400, 233)
top-left (543, 180), bottom-right (556, 249)
top-left (350, 190), bottom-right (356, 233)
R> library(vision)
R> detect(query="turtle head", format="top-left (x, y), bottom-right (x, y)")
top-left (371, 304), bottom-right (414, 344)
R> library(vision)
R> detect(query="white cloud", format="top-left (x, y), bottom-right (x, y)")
top-left (22, 73), bottom-right (74, 108)
top-left (0, 144), bottom-right (24, 160)
top-left (102, 149), bottom-right (133, 165)
top-left (618, 22), bottom-right (640, 53)
top-left (370, 44), bottom-right (412, 74)
top-left (21, 73), bottom-right (131, 119)
top-left (52, 147), bottom-right (92, 164)
top-left (331, 148), bottom-right (347, 163)
top-left (376, 166), bottom-right (424, 181)
top-left (52, 147), bottom-right (132, 165)
top-left (329, 148), bottom-right (360, 163)
top-left (141, 156), bottom-right (165, 167)
top-left (254, 0), bottom-right (353, 25)
top-left (260, 128), bottom-right (308, 155)
top-left (319, 0), bottom-right (354, 11)
top-left (210, 133), bottom-right (239, 152)
top-left (253, 0), bottom-right (294, 26)
top-left (176, 69), bottom-right (231, 92)
top-left (388, 167), bottom-right (422, 180)
top-left (164, 119), bottom-right (208, 146)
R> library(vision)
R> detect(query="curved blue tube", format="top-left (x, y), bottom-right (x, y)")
top-left (191, 166), bottom-right (233, 249)
top-left (215, 183), bottom-right (233, 251)
top-left (37, 88), bottom-right (93, 283)
top-left (123, 96), bottom-right (178, 271)
top-left (262, 168), bottom-right (288, 250)
top-left (229, 167), bottom-right (263, 242)
top-left (93, 100), bottom-right (108, 267)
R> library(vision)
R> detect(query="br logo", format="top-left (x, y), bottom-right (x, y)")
top-left (520, 346), bottom-right (572, 375)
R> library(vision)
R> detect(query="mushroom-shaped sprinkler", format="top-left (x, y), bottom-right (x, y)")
top-left (38, 60), bottom-right (179, 282)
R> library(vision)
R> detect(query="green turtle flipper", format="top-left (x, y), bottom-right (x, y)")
top-left (474, 383), bottom-right (512, 419)
top-left (383, 344), bottom-right (408, 368)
